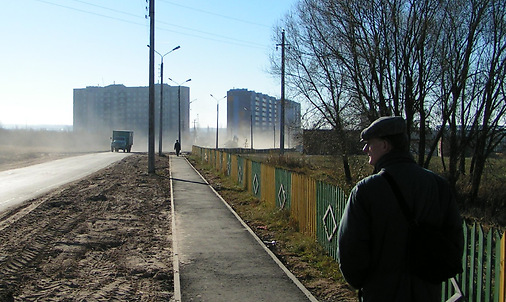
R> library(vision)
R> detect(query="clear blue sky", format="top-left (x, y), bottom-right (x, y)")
top-left (0, 0), bottom-right (297, 128)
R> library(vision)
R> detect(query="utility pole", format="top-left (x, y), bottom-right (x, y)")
top-left (148, 0), bottom-right (155, 173)
top-left (216, 101), bottom-right (219, 149)
top-left (278, 30), bottom-right (287, 155)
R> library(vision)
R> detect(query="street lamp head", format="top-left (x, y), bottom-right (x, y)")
top-left (169, 78), bottom-right (191, 86)
top-left (173, 45), bottom-right (181, 51)
top-left (210, 94), bottom-right (226, 101)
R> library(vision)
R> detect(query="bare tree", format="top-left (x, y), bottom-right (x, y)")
top-left (466, 0), bottom-right (506, 203)
top-left (273, 0), bottom-right (506, 205)
top-left (271, 3), bottom-right (355, 182)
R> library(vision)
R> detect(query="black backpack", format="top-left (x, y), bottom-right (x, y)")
top-left (381, 170), bottom-right (463, 284)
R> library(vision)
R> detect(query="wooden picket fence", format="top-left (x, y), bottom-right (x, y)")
top-left (191, 146), bottom-right (506, 302)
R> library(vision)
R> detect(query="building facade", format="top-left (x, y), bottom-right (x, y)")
top-left (73, 84), bottom-right (190, 145)
top-left (227, 88), bottom-right (301, 149)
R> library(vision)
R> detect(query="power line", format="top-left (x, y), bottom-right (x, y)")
top-left (32, 0), bottom-right (271, 50)
top-left (159, 0), bottom-right (271, 29)
top-left (68, 0), bottom-right (142, 19)
top-left (33, 0), bottom-right (146, 27)
top-left (156, 21), bottom-right (267, 49)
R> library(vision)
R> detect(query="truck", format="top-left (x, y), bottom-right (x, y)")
top-left (111, 130), bottom-right (133, 152)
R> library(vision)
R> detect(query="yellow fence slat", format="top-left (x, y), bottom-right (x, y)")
top-left (244, 159), bottom-right (252, 191)
top-left (230, 154), bottom-right (238, 181)
top-left (291, 173), bottom-right (316, 238)
top-left (261, 163), bottom-right (276, 208)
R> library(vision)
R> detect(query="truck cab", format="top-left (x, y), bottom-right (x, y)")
top-left (111, 130), bottom-right (133, 152)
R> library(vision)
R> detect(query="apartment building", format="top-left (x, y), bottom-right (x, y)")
top-left (227, 88), bottom-right (301, 148)
top-left (73, 84), bottom-right (190, 141)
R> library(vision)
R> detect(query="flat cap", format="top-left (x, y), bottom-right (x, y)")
top-left (360, 116), bottom-right (406, 142)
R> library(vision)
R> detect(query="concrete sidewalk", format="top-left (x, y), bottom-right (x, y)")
top-left (169, 155), bottom-right (317, 302)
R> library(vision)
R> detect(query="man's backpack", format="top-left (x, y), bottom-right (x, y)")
top-left (381, 170), bottom-right (463, 284)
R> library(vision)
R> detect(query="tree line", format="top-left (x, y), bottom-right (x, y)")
top-left (271, 0), bottom-right (506, 207)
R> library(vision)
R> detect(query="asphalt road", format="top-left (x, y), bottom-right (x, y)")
top-left (0, 152), bottom-right (131, 213)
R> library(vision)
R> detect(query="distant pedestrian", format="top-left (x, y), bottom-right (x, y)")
top-left (174, 140), bottom-right (181, 156)
top-left (337, 116), bottom-right (463, 301)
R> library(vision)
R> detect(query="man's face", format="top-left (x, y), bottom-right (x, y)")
top-left (362, 138), bottom-right (391, 166)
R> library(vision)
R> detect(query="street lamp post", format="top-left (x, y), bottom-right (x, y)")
top-left (243, 107), bottom-right (253, 150)
top-left (169, 78), bottom-right (191, 150)
top-left (154, 46), bottom-right (180, 156)
top-left (273, 123), bottom-right (276, 148)
top-left (210, 94), bottom-right (226, 149)
top-left (250, 112), bottom-right (253, 150)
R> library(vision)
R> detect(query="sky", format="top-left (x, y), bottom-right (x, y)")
top-left (0, 0), bottom-right (297, 129)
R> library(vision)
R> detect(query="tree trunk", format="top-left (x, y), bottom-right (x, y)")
top-left (342, 154), bottom-right (352, 184)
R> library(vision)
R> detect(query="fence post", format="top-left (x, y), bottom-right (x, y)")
top-left (477, 225), bottom-right (484, 300)
top-left (484, 229), bottom-right (492, 300)
top-left (461, 222), bottom-right (468, 298)
top-left (469, 224), bottom-right (476, 299)
top-left (500, 231), bottom-right (505, 302)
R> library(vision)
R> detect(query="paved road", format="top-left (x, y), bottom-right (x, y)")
top-left (170, 155), bottom-right (317, 302)
top-left (0, 152), bottom-right (130, 213)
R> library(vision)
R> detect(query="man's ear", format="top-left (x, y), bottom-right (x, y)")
top-left (382, 139), bottom-right (392, 152)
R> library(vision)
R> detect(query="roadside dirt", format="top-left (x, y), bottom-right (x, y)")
top-left (0, 151), bottom-right (81, 172)
top-left (0, 154), bottom-right (173, 301)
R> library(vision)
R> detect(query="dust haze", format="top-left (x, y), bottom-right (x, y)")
top-left (0, 125), bottom-right (301, 170)
top-left (0, 128), bottom-right (115, 171)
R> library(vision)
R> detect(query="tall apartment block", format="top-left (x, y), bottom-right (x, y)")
top-left (73, 84), bottom-right (190, 143)
top-left (227, 88), bottom-right (301, 148)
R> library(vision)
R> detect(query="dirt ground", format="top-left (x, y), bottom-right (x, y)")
top-left (0, 154), bottom-right (173, 301)
top-left (0, 152), bottom-right (356, 302)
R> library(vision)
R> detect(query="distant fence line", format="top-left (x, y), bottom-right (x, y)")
top-left (192, 146), bottom-right (506, 302)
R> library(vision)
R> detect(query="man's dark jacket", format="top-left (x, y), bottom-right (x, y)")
top-left (337, 151), bottom-right (463, 301)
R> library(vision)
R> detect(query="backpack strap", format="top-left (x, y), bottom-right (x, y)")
top-left (380, 170), bottom-right (416, 227)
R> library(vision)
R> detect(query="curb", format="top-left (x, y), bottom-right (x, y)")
top-left (169, 155), bottom-right (181, 302)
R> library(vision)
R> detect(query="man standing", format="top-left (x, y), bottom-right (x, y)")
top-left (337, 116), bottom-right (463, 301)
top-left (174, 140), bottom-right (181, 156)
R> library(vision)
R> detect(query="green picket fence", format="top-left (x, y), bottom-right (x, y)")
top-left (191, 146), bottom-right (506, 301)
top-left (316, 181), bottom-right (347, 261)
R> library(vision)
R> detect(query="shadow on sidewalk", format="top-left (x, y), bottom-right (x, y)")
top-left (170, 177), bottom-right (208, 185)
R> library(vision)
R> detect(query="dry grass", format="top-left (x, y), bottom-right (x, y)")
top-left (244, 152), bottom-right (506, 228)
